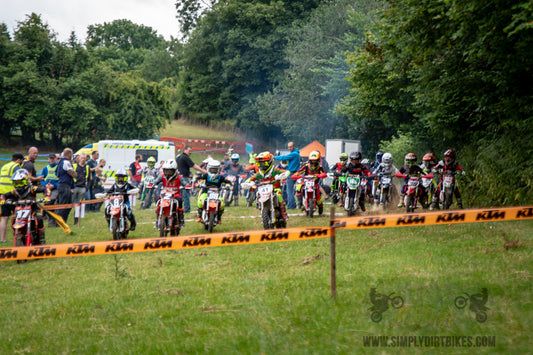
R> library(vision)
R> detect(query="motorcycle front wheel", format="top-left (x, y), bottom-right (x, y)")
top-left (405, 195), bottom-right (415, 213)
top-left (261, 206), bottom-right (274, 230)
top-left (208, 211), bottom-right (216, 233)
top-left (347, 197), bottom-right (355, 217)
top-left (111, 218), bottom-right (121, 240)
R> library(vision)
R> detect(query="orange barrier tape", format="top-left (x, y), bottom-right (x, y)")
top-left (331, 206), bottom-right (533, 229)
top-left (0, 226), bottom-right (332, 261)
top-left (43, 198), bottom-right (106, 210)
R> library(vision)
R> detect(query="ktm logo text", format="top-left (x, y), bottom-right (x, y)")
top-left (358, 217), bottom-right (386, 227)
top-left (261, 231), bottom-right (289, 241)
top-left (67, 244), bottom-right (96, 255)
top-left (105, 242), bottom-right (134, 252)
top-left (0, 249), bottom-right (18, 259)
top-left (299, 228), bottom-right (328, 238)
top-left (183, 237), bottom-right (211, 247)
top-left (396, 215), bottom-right (425, 225)
top-left (144, 239), bottom-right (172, 250)
top-left (516, 208), bottom-right (533, 218)
top-left (476, 210), bottom-right (505, 221)
top-left (436, 213), bottom-right (466, 223)
top-left (28, 247), bottom-right (56, 257)
top-left (222, 234), bottom-right (250, 244)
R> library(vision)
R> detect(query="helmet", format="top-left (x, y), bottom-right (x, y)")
top-left (423, 153), bottom-right (435, 163)
top-left (231, 153), bottom-right (240, 164)
top-left (404, 153), bottom-right (417, 167)
top-left (207, 160), bottom-right (221, 180)
top-left (349, 151), bottom-right (362, 161)
top-left (309, 151), bottom-right (320, 170)
top-left (361, 158), bottom-right (370, 166)
top-left (339, 153), bottom-right (348, 165)
top-left (115, 169), bottom-right (128, 188)
top-left (382, 153), bottom-right (393, 166)
top-left (162, 159), bottom-right (178, 181)
top-left (11, 169), bottom-right (29, 188)
top-left (444, 149), bottom-right (455, 165)
top-left (255, 151), bottom-right (274, 175)
top-left (280, 160), bottom-right (288, 169)
top-left (147, 156), bottom-right (156, 169)
top-left (376, 151), bottom-right (383, 163)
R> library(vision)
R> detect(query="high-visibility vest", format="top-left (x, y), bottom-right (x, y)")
top-left (44, 164), bottom-right (58, 182)
top-left (73, 163), bottom-right (89, 183)
top-left (0, 161), bottom-right (20, 194)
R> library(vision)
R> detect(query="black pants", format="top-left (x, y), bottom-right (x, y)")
top-left (57, 183), bottom-right (73, 223)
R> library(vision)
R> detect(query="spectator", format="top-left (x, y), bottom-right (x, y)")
top-left (0, 152), bottom-right (24, 243)
top-left (22, 146), bottom-right (44, 186)
top-left (93, 159), bottom-right (107, 212)
top-left (40, 153), bottom-right (60, 227)
top-left (273, 142), bottom-right (301, 209)
top-left (73, 153), bottom-right (89, 224)
top-left (56, 148), bottom-right (77, 224)
top-left (222, 151), bottom-right (232, 167)
top-left (85, 150), bottom-right (99, 211)
top-left (176, 146), bottom-right (207, 213)
top-left (129, 154), bottom-right (143, 188)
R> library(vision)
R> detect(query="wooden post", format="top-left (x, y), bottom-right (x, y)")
top-left (330, 206), bottom-right (336, 298)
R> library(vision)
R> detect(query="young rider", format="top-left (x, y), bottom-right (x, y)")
top-left (196, 160), bottom-right (233, 223)
top-left (431, 149), bottom-right (465, 209)
top-left (397, 153), bottom-right (426, 208)
top-left (372, 152), bottom-right (400, 205)
top-left (244, 151), bottom-right (289, 221)
top-left (1, 169), bottom-right (50, 245)
top-left (340, 151), bottom-right (372, 212)
top-left (140, 156), bottom-right (161, 209)
top-left (152, 160), bottom-right (187, 227)
top-left (291, 151), bottom-right (328, 215)
top-left (105, 169), bottom-right (138, 231)
top-left (223, 153), bottom-right (245, 206)
top-left (331, 152), bottom-right (348, 206)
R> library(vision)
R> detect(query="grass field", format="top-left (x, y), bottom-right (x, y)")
top-left (0, 197), bottom-right (531, 354)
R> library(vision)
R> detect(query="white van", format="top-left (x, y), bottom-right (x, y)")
top-left (97, 140), bottom-right (175, 186)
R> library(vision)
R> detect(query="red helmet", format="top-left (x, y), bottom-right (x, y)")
top-left (423, 153), bottom-right (435, 162)
top-left (444, 149), bottom-right (455, 165)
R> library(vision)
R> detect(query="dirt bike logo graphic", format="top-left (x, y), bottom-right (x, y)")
top-left (454, 288), bottom-right (489, 323)
top-left (368, 288), bottom-right (404, 323)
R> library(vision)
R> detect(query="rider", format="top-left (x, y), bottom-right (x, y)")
top-left (291, 151), bottom-right (328, 215)
top-left (340, 151), bottom-right (372, 212)
top-left (431, 149), bottom-right (465, 209)
top-left (196, 160), bottom-right (233, 223)
top-left (245, 151), bottom-right (289, 221)
top-left (153, 160), bottom-right (187, 227)
top-left (331, 152), bottom-right (348, 206)
top-left (372, 151), bottom-right (384, 171)
top-left (140, 157), bottom-right (161, 209)
top-left (372, 152), bottom-right (400, 205)
top-left (223, 153), bottom-right (245, 206)
top-left (397, 153), bottom-right (425, 208)
top-left (0, 169), bottom-right (50, 245)
top-left (105, 169), bottom-right (137, 230)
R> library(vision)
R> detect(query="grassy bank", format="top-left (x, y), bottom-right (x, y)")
top-left (0, 198), bottom-right (531, 354)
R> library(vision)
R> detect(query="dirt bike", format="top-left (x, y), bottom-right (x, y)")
top-left (361, 175), bottom-right (374, 204)
top-left (343, 174), bottom-right (363, 216)
top-left (420, 173), bottom-right (435, 209)
top-left (155, 187), bottom-right (184, 237)
top-left (368, 292), bottom-right (404, 323)
top-left (250, 181), bottom-right (287, 230)
top-left (246, 184), bottom-right (256, 207)
top-left (7, 199), bottom-right (45, 263)
top-left (140, 175), bottom-right (157, 210)
top-left (440, 171), bottom-right (461, 210)
top-left (455, 290), bottom-right (489, 323)
top-left (395, 172), bottom-right (433, 213)
top-left (377, 173), bottom-right (394, 209)
top-left (198, 186), bottom-right (222, 233)
top-left (96, 189), bottom-right (138, 240)
top-left (221, 175), bottom-right (236, 206)
top-left (330, 173), bottom-right (346, 205)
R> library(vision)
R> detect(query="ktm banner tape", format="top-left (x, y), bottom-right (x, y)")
top-left (0, 227), bottom-right (332, 261)
top-left (331, 206), bottom-right (533, 229)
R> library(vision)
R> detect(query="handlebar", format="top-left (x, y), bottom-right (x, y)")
top-left (3, 198), bottom-right (45, 205)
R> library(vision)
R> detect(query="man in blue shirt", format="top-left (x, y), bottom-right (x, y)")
top-left (274, 142), bottom-right (301, 209)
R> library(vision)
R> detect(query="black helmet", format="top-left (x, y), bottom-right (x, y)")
top-left (349, 151), bottom-right (362, 161)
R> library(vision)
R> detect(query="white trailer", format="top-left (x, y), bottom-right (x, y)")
top-left (97, 139), bottom-right (175, 185)
top-left (325, 139), bottom-right (361, 167)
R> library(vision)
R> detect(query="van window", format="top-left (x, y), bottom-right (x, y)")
top-left (137, 149), bottom-right (158, 162)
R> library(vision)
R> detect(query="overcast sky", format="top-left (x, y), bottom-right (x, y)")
top-left (0, 0), bottom-right (181, 42)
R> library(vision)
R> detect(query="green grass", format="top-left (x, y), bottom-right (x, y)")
top-left (0, 198), bottom-right (531, 354)
top-left (159, 119), bottom-right (248, 142)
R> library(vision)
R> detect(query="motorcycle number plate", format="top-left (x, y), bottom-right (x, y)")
top-left (208, 191), bottom-right (219, 200)
top-left (15, 208), bottom-right (31, 220)
top-left (305, 180), bottom-right (314, 188)
top-left (381, 177), bottom-right (391, 184)
top-left (346, 176), bottom-right (360, 188)
top-left (408, 178), bottom-right (419, 187)
top-left (443, 176), bottom-right (453, 184)
top-left (258, 185), bottom-right (273, 203)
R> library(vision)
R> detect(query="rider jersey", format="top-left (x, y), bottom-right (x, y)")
top-left (160, 175), bottom-right (185, 199)
top-left (434, 161), bottom-right (464, 175)
top-left (340, 162), bottom-right (371, 177)
top-left (248, 167), bottom-right (286, 189)
top-left (373, 163), bottom-right (399, 176)
top-left (199, 173), bottom-right (233, 192)
top-left (142, 167), bottom-right (160, 179)
top-left (293, 164), bottom-right (327, 182)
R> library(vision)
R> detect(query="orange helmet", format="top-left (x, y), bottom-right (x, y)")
top-left (423, 153), bottom-right (435, 162)
top-left (309, 151), bottom-right (320, 170)
top-left (404, 153), bottom-right (417, 167)
top-left (255, 151), bottom-right (274, 175)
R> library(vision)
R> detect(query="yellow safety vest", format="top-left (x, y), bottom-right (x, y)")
top-left (0, 161), bottom-right (20, 194)
top-left (73, 163), bottom-right (89, 183)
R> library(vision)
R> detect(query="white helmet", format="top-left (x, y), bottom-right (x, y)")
top-left (115, 169), bottom-right (128, 188)
top-left (382, 153), bottom-right (393, 166)
top-left (207, 160), bottom-right (221, 180)
top-left (162, 159), bottom-right (178, 181)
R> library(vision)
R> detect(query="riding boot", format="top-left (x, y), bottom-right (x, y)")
top-left (457, 198), bottom-right (463, 209)
top-left (38, 229), bottom-right (46, 245)
top-left (179, 211), bottom-right (185, 227)
top-left (397, 194), bottom-right (405, 208)
top-left (280, 202), bottom-right (289, 220)
top-left (129, 215), bottom-right (136, 231)
top-left (217, 211), bottom-right (223, 224)
top-left (359, 200), bottom-right (366, 212)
